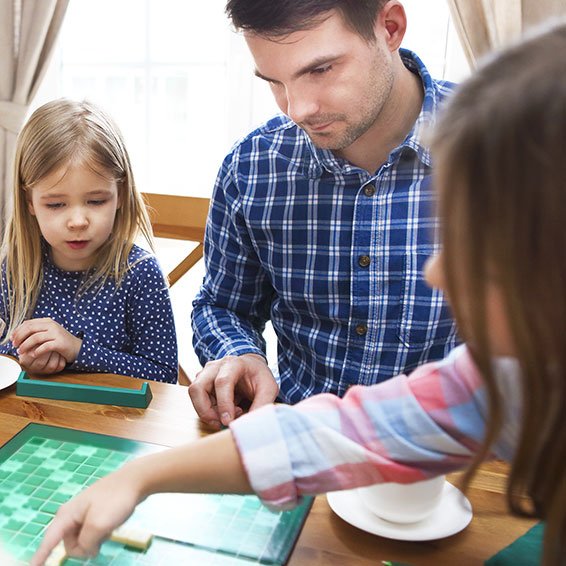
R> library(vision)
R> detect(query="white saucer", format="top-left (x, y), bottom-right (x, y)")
top-left (0, 356), bottom-right (22, 391)
top-left (327, 481), bottom-right (472, 541)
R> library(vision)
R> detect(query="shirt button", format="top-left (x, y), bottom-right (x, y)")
top-left (358, 255), bottom-right (371, 268)
top-left (355, 324), bottom-right (368, 336)
top-left (364, 184), bottom-right (376, 196)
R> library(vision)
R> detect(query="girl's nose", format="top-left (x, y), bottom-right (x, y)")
top-left (67, 208), bottom-right (89, 229)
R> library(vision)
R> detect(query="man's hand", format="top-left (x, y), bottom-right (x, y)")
top-left (10, 318), bottom-right (82, 367)
top-left (188, 353), bottom-right (279, 428)
top-left (19, 350), bottom-right (67, 375)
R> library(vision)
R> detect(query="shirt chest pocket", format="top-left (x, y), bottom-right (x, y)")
top-left (397, 252), bottom-right (457, 348)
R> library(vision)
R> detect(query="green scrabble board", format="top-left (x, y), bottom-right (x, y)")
top-left (0, 424), bottom-right (312, 565)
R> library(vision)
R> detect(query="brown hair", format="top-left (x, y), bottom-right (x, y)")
top-left (432, 21), bottom-right (566, 565)
top-left (1, 98), bottom-right (154, 340)
top-left (225, 0), bottom-right (388, 41)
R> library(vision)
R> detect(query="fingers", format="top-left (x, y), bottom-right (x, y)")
top-left (42, 352), bottom-right (66, 373)
top-left (19, 350), bottom-right (66, 376)
top-left (10, 318), bottom-right (81, 363)
top-left (10, 318), bottom-right (54, 348)
top-left (248, 376), bottom-right (279, 411)
top-left (214, 370), bottom-right (239, 427)
top-left (31, 516), bottom-right (107, 565)
top-left (30, 509), bottom-right (82, 566)
top-left (15, 332), bottom-right (53, 357)
top-left (67, 516), bottom-right (112, 559)
top-left (189, 365), bottom-right (223, 428)
top-left (190, 357), bottom-right (248, 427)
top-left (30, 527), bottom-right (62, 565)
top-left (32, 352), bottom-right (66, 375)
top-left (31, 472), bottom-right (139, 565)
top-left (189, 355), bottom-right (277, 427)
top-left (53, 352), bottom-right (67, 373)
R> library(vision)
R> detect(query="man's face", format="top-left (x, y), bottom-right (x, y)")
top-left (245, 10), bottom-right (395, 151)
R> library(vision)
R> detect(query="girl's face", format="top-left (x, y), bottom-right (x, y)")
top-left (424, 253), bottom-right (516, 357)
top-left (26, 161), bottom-right (120, 271)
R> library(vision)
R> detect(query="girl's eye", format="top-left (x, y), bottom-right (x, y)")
top-left (88, 199), bottom-right (107, 206)
top-left (45, 203), bottom-right (64, 209)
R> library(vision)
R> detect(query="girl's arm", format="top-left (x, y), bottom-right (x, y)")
top-left (32, 345), bottom-right (503, 564)
top-left (70, 254), bottom-right (178, 383)
top-left (231, 344), bottom-right (495, 508)
top-left (31, 430), bottom-right (251, 565)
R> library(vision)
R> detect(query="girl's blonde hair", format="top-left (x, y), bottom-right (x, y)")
top-left (1, 98), bottom-right (154, 339)
top-left (432, 21), bottom-right (566, 566)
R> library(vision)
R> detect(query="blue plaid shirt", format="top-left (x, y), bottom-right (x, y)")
top-left (192, 50), bottom-right (460, 404)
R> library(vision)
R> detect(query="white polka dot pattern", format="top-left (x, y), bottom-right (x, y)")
top-left (0, 245), bottom-right (178, 383)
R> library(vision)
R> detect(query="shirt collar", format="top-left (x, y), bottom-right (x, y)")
top-left (42, 240), bottom-right (85, 279)
top-left (304, 48), bottom-right (443, 179)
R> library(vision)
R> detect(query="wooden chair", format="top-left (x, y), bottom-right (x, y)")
top-left (142, 192), bottom-right (210, 385)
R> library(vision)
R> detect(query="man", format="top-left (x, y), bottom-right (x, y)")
top-left (190, 0), bottom-right (459, 428)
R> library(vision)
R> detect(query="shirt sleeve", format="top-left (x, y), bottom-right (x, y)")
top-left (230, 345), bottom-right (495, 510)
top-left (70, 255), bottom-right (178, 383)
top-left (191, 153), bottom-right (273, 364)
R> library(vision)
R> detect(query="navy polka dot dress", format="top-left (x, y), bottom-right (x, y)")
top-left (0, 245), bottom-right (178, 383)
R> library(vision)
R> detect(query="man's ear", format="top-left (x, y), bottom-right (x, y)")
top-left (376, 1), bottom-right (407, 52)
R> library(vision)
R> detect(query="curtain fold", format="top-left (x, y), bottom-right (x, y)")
top-left (447, 0), bottom-right (566, 68)
top-left (0, 0), bottom-right (69, 232)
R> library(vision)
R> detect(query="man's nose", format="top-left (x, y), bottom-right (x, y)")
top-left (285, 85), bottom-right (319, 124)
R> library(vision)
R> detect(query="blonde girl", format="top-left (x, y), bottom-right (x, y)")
top-left (31, 21), bottom-right (566, 566)
top-left (0, 99), bottom-right (177, 383)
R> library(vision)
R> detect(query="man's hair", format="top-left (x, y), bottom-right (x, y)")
top-left (225, 0), bottom-right (388, 41)
top-left (432, 20), bottom-right (566, 566)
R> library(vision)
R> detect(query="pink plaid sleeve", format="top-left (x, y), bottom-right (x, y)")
top-left (230, 345), bottom-right (509, 509)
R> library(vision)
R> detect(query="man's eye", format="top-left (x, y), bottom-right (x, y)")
top-left (312, 65), bottom-right (331, 75)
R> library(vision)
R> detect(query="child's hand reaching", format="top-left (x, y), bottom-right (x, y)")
top-left (11, 318), bottom-right (82, 373)
top-left (30, 466), bottom-right (142, 565)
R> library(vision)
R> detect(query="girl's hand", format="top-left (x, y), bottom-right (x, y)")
top-left (31, 430), bottom-right (251, 564)
top-left (30, 467), bottom-right (142, 565)
top-left (19, 350), bottom-right (67, 375)
top-left (10, 318), bottom-right (83, 364)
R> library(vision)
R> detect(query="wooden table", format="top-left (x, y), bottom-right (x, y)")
top-left (0, 372), bottom-right (537, 566)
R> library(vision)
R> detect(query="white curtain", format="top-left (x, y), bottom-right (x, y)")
top-left (0, 0), bottom-right (69, 232)
top-left (447, 0), bottom-right (566, 68)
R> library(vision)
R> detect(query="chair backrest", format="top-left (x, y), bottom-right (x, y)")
top-left (142, 192), bottom-right (210, 386)
top-left (142, 192), bottom-right (210, 286)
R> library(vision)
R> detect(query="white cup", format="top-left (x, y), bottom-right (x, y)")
top-left (358, 476), bottom-right (445, 524)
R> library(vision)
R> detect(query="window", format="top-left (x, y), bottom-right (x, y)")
top-left (34, 0), bottom-right (469, 197)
